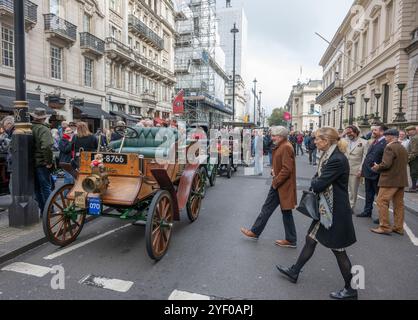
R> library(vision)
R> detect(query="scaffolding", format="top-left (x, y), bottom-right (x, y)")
top-left (174, 0), bottom-right (232, 127)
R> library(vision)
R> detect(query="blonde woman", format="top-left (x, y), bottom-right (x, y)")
top-left (276, 127), bottom-right (358, 300)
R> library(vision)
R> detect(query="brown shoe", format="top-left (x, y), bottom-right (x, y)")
top-left (392, 229), bottom-right (404, 236)
top-left (371, 227), bottom-right (392, 236)
top-left (240, 228), bottom-right (258, 240)
top-left (275, 240), bottom-right (297, 248)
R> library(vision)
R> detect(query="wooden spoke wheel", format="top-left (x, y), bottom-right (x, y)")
top-left (42, 184), bottom-right (86, 247)
top-left (209, 164), bottom-right (217, 187)
top-left (145, 190), bottom-right (174, 261)
top-left (199, 166), bottom-right (207, 198)
top-left (186, 171), bottom-right (204, 222)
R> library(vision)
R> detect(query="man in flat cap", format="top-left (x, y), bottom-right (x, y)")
top-left (405, 126), bottom-right (418, 193)
top-left (371, 129), bottom-right (408, 235)
top-left (241, 126), bottom-right (298, 248)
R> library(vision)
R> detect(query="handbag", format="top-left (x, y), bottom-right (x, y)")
top-left (297, 190), bottom-right (320, 221)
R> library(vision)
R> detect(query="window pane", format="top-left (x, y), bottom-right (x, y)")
top-left (1, 26), bottom-right (14, 67)
top-left (51, 46), bottom-right (62, 79)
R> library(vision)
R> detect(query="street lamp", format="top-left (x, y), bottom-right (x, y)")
top-left (373, 91), bottom-right (382, 123)
top-left (339, 96), bottom-right (345, 131)
top-left (347, 91), bottom-right (356, 125)
top-left (253, 78), bottom-right (257, 124)
top-left (362, 97), bottom-right (370, 125)
top-left (394, 83), bottom-right (407, 123)
top-left (231, 23), bottom-right (239, 122)
top-left (333, 108), bottom-right (337, 127)
top-left (258, 90), bottom-right (262, 126)
top-left (318, 115), bottom-right (322, 128)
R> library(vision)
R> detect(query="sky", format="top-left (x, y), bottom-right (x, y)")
top-left (241, 0), bottom-right (353, 115)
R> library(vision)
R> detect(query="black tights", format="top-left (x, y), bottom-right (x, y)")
top-left (292, 235), bottom-right (354, 289)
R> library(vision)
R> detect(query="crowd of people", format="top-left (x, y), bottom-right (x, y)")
top-left (241, 122), bottom-right (418, 300)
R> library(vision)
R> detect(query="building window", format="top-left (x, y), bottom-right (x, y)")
top-left (50, 0), bottom-right (60, 16)
top-left (83, 13), bottom-right (91, 33)
top-left (362, 30), bottom-right (368, 60)
top-left (385, 1), bottom-right (394, 40)
top-left (372, 17), bottom-right (380, 51)
top-left (109, 0), bottom-right (120, 13)
top-left (310, 104), bottom-right (315, 114)
top-left (84, 57), bottom-right (93, 87)
top-left (1, 26), bottom-right (14, 67)
top-left (51, 45), bottom-right (62, 80)
top-left (136, 75), bottom-right (141, 94)
top-left (128, 72), bottom-right (133, 93)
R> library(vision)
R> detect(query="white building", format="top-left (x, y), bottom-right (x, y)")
top-left (217, 0), bottom-right (248, 122)
top-left (288, 80), bottom-right (323, 132)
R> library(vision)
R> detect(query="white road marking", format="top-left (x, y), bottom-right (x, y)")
top-left (43, 224), bottom-right (132, 260)
top-left (357, 195), bottom-right (418, 246)
top-left (79, 274), bottom-right (133, 293)
top-left (1, 262), bottom-right (52, 277)
top-left (168, 290), bottom-right (211, 300)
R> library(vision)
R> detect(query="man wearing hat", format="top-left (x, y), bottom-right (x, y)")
top-left (371, 129), bottom-right (408, 235)
top-left (405, 126), bottom-right (418, 193)
top-left (241, 126), bottom-right (298, 248)
top-left (110, 121), bottom-right (126, 142)
top-left (30, 108), bottom-right (54, 215)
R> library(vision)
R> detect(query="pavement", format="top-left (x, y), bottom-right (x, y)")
top-left (0, 155), bottom-right (417, 300)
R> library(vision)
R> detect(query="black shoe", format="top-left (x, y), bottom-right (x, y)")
top-left (356, 212), bottom-right (371, 218)
top-left (373, 219), bottom-right (380, 225)
top-left (330, 288), bottom-right (358, 300)
top-left (276, 265), bottom-right (299, 284)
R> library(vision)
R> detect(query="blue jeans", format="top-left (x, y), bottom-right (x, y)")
top-left (268, 151), bottom-right (272, 166)
top-left (34, 166), bottom-right (52, 215)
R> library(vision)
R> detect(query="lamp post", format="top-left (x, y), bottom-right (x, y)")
top-left (7, 0), bottom-right (39, 226)
top-left (347, 91), bottom-right (356, 125)
top-left (231, 23), bottom-right (239, 122)
top-left (339, 96), bottom-right (345, 131)
top-left (258, 90), bottom-right (262, 126)
top-left (318, 115), bottom-right (322, 128)
top-left (253, 78), bottom-right (257, 124)
top-left (373, 91), bottom-right (382, 123)
top-left (362, 97), bottom-right (370, 125)
top-left (394, 83), bottom-right (407, 123)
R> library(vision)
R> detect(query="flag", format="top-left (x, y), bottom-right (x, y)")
top-left (173, 89), bottom-right (185, 114)
top-left (284, 112), bottom-right (292, 121)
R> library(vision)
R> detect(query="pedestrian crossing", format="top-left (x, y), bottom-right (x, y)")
top-left (1, 261), bottom-right (211, 298)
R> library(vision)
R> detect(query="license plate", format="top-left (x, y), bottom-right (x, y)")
top-left (91, 153), bottom-right (128, 165)
top-left (88, 197), bottom-right (102, 216)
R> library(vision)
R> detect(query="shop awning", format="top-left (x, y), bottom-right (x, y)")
top-left (109, 111), bottom-right (139, 122)
top-left (0, 95), bottom-right (57, 115)
top-left (73, 103), bottom-right (114, 120)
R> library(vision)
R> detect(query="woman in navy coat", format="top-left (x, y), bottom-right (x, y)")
top-left (276, 127), bottom-right (357, 300)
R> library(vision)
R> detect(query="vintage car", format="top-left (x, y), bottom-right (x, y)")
top-left (42, 126), bottom-right (206, 261)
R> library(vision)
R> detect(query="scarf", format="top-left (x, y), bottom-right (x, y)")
top-left (317, 144), bottom-right (337, 230)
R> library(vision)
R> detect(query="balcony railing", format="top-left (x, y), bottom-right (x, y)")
top-left (44, 13), bottom-right (77, 44)
top-left (316, 79), bottom-right (344, 105)
top-left (80, 32), bottom-right (105, 56)
top-left (0, 0), bottom-right (38, 28)
top-left (128, 15), bottom-right (164, 51)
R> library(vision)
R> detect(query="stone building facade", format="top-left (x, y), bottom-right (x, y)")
top-left (317, 0), bottom-right (418, 130)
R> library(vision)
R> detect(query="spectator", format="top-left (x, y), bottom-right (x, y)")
top-left (111, 121), bottom-right (126, 142)
top-left (358, 123), bottom-right (388, 223)
top-left (59, 127), bottom-right (74, 185)
top-left (30, 108), bottom-right (54, 215)
top-left (296, 132), bottom-right (304, 156)
top-left (344, 125), bottom-right (368, 212)
top-left (1, 116), bottom-right (15, 192)
top-left (96, 128), bottom-right (107, 151)
top-left (304, 132), bottom-right (311, 153)
top-left (371, 129), bottom-right (408, 236)
top-left (59, 121), bottom-right (69, 138)
top-left (51, 128), bottom-right (60, 151)
top-left (405, 126), bottom-right (418, 193)
top-left (307, 132), bottom-right (317, 165)
top-left (276, 127), bottom-right (357, 300)
top-left (73, 122), bottom-right (98, 168)
top-left (263, 130), bottom-right (273, 166)
top-left (289, 132), bottom-right (297, 155)
top-left (241, 126), bottom-right (297, 248)
top-left (399, 130), bottom-right (409, 150)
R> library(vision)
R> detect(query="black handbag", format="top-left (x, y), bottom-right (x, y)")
top-left (297, 190), bottom-right (320, 221)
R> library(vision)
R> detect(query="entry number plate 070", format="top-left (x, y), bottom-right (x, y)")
top-left (91, 153), bottom-right (128, 165)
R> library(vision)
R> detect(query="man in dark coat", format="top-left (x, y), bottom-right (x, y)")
top-left (357, 123), bottom-right (388, 220)
top-left (241, 126), bottom-right (298, 248)
top-left (371, 129), bottom-right (409, 235)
